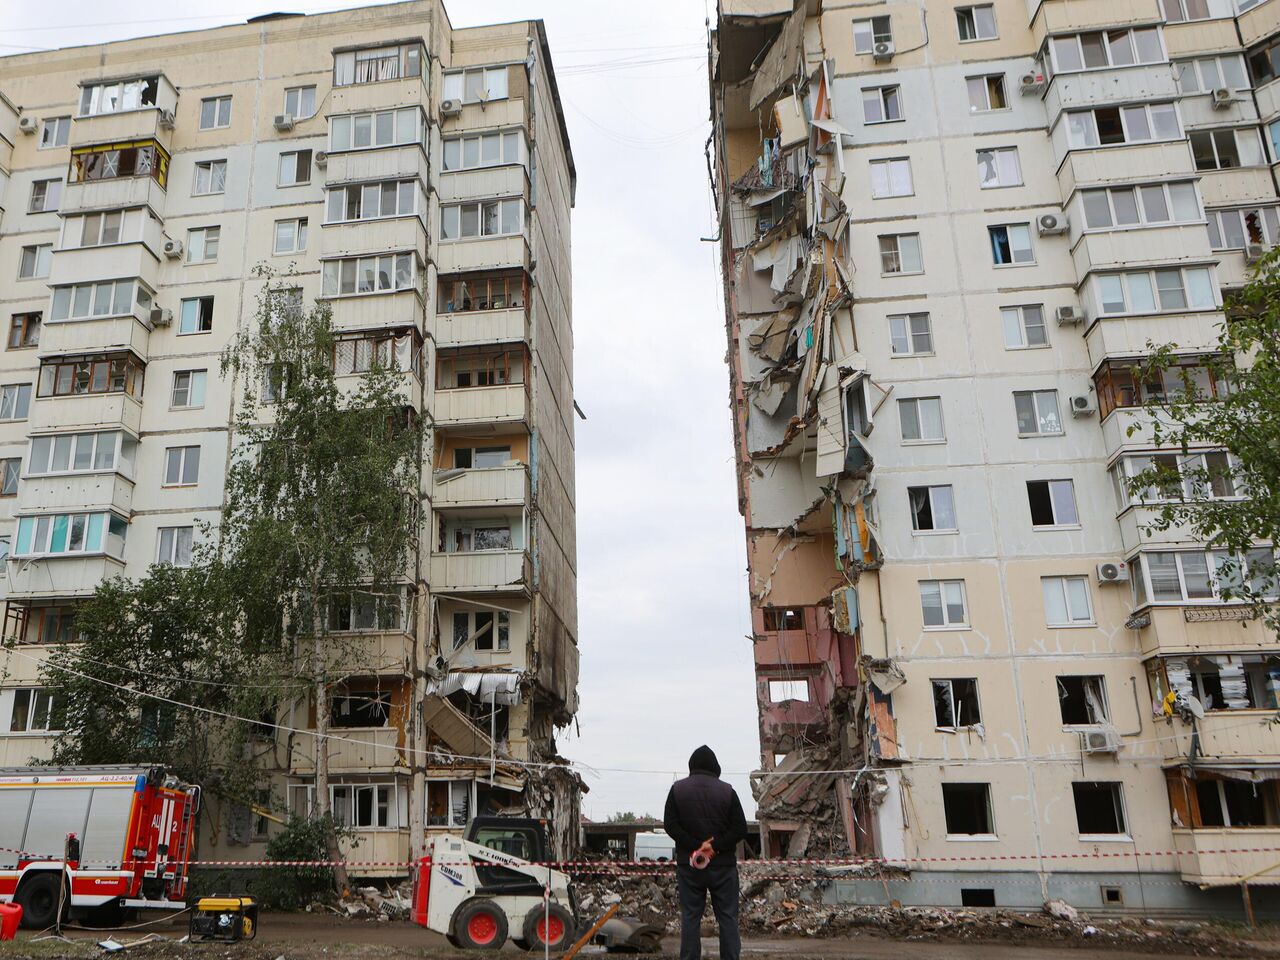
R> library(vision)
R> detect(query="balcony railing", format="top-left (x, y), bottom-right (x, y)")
top-left (432, 464), bottom-right (528, 509)
top-left (289, 725), bottom-right (403, 773)
top-left (1174, 827), bottom-right (1280, 885)
top-left (429, 549), bottom-right (531, 593)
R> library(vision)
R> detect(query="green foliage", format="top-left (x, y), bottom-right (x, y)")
top-left (606, 811), bottom-right (657, 823)
top-left (255, 814), bottom-right (344, 909)
top-left (1125, 248), bottom-right (1280, 627)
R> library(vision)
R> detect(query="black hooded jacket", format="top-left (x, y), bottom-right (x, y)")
top-left (662, 746), bottom-right (748, 864)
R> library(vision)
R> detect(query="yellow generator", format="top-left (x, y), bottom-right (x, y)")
top-left (189, 896), bottom-right (258, 942)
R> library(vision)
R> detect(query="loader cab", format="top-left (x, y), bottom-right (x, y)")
top-left (465, 817), bottom-right (550, 894)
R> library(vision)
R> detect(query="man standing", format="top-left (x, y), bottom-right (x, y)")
top-left (662, 745), bottom-right (748, 960)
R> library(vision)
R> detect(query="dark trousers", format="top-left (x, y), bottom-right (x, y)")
top-left (676, 860), bottom-right (740, 960)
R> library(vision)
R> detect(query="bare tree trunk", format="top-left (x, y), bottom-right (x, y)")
top-left (313, 605), bottom-right (349, 895)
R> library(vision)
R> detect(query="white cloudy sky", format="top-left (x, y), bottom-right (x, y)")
top-left (0, 0), bottom-right (759, 820)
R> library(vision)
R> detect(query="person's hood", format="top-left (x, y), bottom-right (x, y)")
top-left (688, 745), bottom-right (721, 777)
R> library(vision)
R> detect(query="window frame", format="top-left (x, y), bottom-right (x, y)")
top-left (933, 678), bottom-right (983, 729)
top-left (1191, 127), bottom-right (1268, 171)
top-left (976, 146), bottom-right (1023, 189)
top-left (898, 396), bottom-right (945, 443)
top-left (956, 5), bottom-right (998, 41)
top-left (967, 73), bottom-right (1009, 113)
top-left (852, 15), bottom-right (893, 54)
top-left (919, 579), bottom-right (970, 629)
top-left (192, 159), bottom-right (228, 196)
top-left (988, 223), bottom-right (1035, 266)
top-left (869, 157), bottom-right (914, 199)
top-left (284, 85), bottom-right (317, 119)
top-left (888, 312), bottom-right (933, 356)
top-left (199, 95), bottom-right (232, 130)
top-left (442, 129), bottom-right (524, 172)
top-left (156, 525), bottom-right (195, 567)
top-left (0, 457), bottom-right (21, 497)
top-left (8, 688), bottom-right (59, 734)
top-left (1080, 181), bottom-right (1202, 231)
top-left (0, 383), bottom-right (33, 421)
top-left (941, 782), bottom-right (996, 838)
top-left (328, 107), bottom-right (425, 153)
top-left (441, 66), bottom-right (509, 104)
top-left (439, 198), bottom-right (524, 241)
top-left (8, 313), bottom-right (41, 351)
top-left (879, 233), bottom-right (923, 275)
top-left (1001, 304), bottom-right (1048, 350)
top-left (162, 445), bottom-right (201, 488)
top-left (178, 296), bottom-right (214, 336)
top-left (1072, 781), bottom-right (1129, 838)
top-left (1065, 103), bottom-right (1182, 149)
top-left (273, 217), bottom-right (309, 255)
top-left (1013, 389), bottom-right (1064, 437)
top-left (38, 116), bottom-right (70, 150)
top-left (36, 354), bottom-right (144, 399)
top-left (320, 252), bottom-right (418, 298)
top-left (909, 484), bottom-right (958, 533)
top-left (170, 369), bottom-right (208, 410)
top-left (862, 85), bottom-right (903, 124)
top-left (1027, 478), bottom-right (1080, 528)
top-left (1091, 266), bottom-right (1218, 317)
top-left (28, 178), bottom-right (62, 214)
top-left (185, 226), bottom-right (220, 264)
top-left (1042, 576), bottom-right (1096, 627)
top-left (277, 150), bottom-right (313, 188)
top-left (18, 244), bottom-right (53, 280)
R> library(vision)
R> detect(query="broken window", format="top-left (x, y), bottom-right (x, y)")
top-left (1197, 778), bottom-right (1280, 827)
top-left (452, 524), bottom-right (514, 552)
top-left (919, 579), bottom-right (968, 628)
top-left (1014, 390), bottom-right (1062, 436)
top-left (1001, 305), bottom-right (1047, 349)
top-left (454, 446), bottom-right (512, 469)
top-left (1073, 782), bottom-right (1127, 835)
top-left (439, 272), bottom-right (526, 313)
top-left (767, 679), bottom-right (810, 702)
top-left (898, 397), bottom-right (944, 442)
top-left (1066, 103), bottom-right (1180, 148)
top-left (909, 485), bottom-right (957, 532)
top-left (437, 349), bottom-right (525, 388)
top-left (8, 688), bottom-right (58, 733)
top-left (1043, 577), bottom-right (1094, 626)
top-left (442, 66), bottom-right (509, 104)
top-left (427, 780), bottom-right (472, 827)
top-left (1027, 479), bottom-right (1078, 527)
top-left (879, 233), bottom-right (921, 273)
top-left (1058, 675), bottom-right (1109, 725)
top-left (28, 178), bottom-right (62, 214)
top-left (79, 76), bottom-right (159, 116)
top-left (139, 702), bottom-right (175, 746)
top-left (9, 313), bottom-right (41, 350)
top-left (1191, 128), bottom-right (1266, 171)
top-left (976, 147), bottom-right (1021, 188)
top-left (70, 141), bottom-right (169, 187)
top-left (888, 313), bottom-right (932, 355)
top-left (933, 678), bottom-right (981, 728)
top-left (956, 5), bottom-right (997, 40)
top-left (327, 590), bottom-right (406, 632)
top-left (870, 158), bottom-right (913, 198)
top-left (193, 160), bottom-right (227, 196)
top-left (967, 74), bottom-right (1008, 112)
top-left (988, 224), bottom-right (1033, 265)
top-left (862, 86), bottom-right (902, 124)
top-left (334, 43), bottom-right (424, 86)
top-left (942, 783), bottom-right (994, 835)
top-left (761, 608), bottom-right (802, 631)
top-left (331, 688), bottom-right (392, 728)
top-left (452, 610), bottom-right (511, 651)
top-left (39, 116), bottom-right (70, 149)
top-left (852, 15), bottom-right (892, 54)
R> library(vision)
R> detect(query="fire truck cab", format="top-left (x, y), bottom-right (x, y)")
top-left (0, 765), bottom-right (199, 928)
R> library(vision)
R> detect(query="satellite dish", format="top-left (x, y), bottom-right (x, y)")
top-left (1184, 695), bottom-right (1206, 720)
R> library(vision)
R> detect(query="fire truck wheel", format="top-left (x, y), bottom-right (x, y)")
top-left (16, 873), bottom-right (68, 930)
top-left (521, 904), bottom-right (574, 953)
top-left (89, 900), bottom-right (127, 928)
top-left (453, 899), bottom-right (509, 950)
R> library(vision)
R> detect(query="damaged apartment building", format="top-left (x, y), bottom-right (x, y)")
top-left (712, 0), bottom-right (1280, 912)
top-left (0, 0), bottom-right (581, 870)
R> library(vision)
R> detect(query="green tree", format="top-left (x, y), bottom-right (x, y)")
top-left (218, 274), bottom-right (422, 890)
top-left (1126, 251), bottom-right (1280, 628)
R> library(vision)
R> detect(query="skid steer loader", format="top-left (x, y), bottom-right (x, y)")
top-left (412, 816), bottom-right (578, 952)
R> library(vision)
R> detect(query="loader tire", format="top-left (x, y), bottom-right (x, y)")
top-left (16, 873), bottom-right (68, 930)
top-left (522, 903), bottom-right (574, 953)
top-left (454, 899), bottom-right (509, 950)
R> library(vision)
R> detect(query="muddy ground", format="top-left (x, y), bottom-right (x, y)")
top-left (2, 910), bottom-right (1278, 960)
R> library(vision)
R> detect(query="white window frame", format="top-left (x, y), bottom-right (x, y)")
top-left (0, 384), bottom-right (32, 421)
top-left (18, 245), bottom-right (52, 280)
top-left (178, 296), bottom-right (214, 336)
top-left (156, 525), bottom-right (194, 567)
top-left (64, 209), bottom-right (131, 249)
top-left (879, 233), bottom-right (923, 274)
top-left (1049, 28), bottom-right (1165, 73)
top-left (1080, 181), bottom-right (1201, 230)
top-left (162, 445), bottom-right (200, 487)
top-left (171, 370), bottom-right (207, 410)
top-left (1191, 127), bottom-right (1268, 170)
top-left (1092, 266), bottom-right (1218, 316)
top-left (898, 396), bottom-right (945, 443)
top-left (199, 95), bottom-right (232, 130)
top-left (869, 157), bottom-right (914, 198)
top-left (909, 484), bottom-right (958, 533)
top-left (441, 66), bottom-right (509, 104)
top-left (956, 5), bottom-right (998, 41)
top-left (273, 218), bottom-right (309, 255)
top-left (853, 15), bottom-right (893, 54)
top-left (79, 77), bottom-right (159, 117)
top-left (1207, 206), bottom-right (1280, 250)
top-left (329, 107), bottom-right (424, 152)
top-left (1066, 103), bottom-right (1182, 149)
top-left (932, 678), bottom-right (982, 729)
top-left (920, 579), bottom-right (970, 629)
top-left (28, 431), bottom-right (128, 476)
top-left (1162, 0), bottom-right (1215, 23)
top-left (1028, 478), bottom-right (1080, 527)
top-left (1001, 305), bottom-right (1048, 349)
top-left (28, 178), bottom-right (62, 214)
top-left (1133, 547), bottom-right (1277, 605)
top-left (1014, 389), bottom-right (1063, 436)
top-left (192, 160), bottom-right (227, 196)
top-left (1043, 576), bottom-right (1095, 626)
top-left (1177, 55), bottom-right (1249, 94)
top-left (7, 688), bottom-right (59, 734)
top-left (1073, 781), bottom-right (1129, 839)
top-left (277, 150), bottom-right (312, 188)
top-left (976, 146), bottom-right (1022, 188)
top-left (284, 85), bottom-right (317, 119)
top-left (39, 116), bottom-right (70, 149)
top-left (440, 199), bottom-right (523, 241)
top-left (49, 280), bottom-right (147, 322)
top-left (425, 779), bottom-right (473, 828)
top-left (185, 226), bottom-right (219, 264)
top-left (862, 85), bottom-right (903, 124)
top-left (989, 223), bottom-right (1035, 266)
top-left (888, 312), bottom-right (933, 355)
top-left (321, 253), bottom-right (417, 297)
top-left (442, 130), bottom-right (524, 172)
top-left (967, 74), bottom-right (1009, 112)
top-left (325, 179), bottom-right (420, 224)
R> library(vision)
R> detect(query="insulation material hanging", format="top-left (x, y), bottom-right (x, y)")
top-left (752, 234), bottom-right (803, 293)
top-left (1213, 656), bottom-right (1251, 709)
top-left (815, 363), bottom-right (847, 478)
top-left (1165, 658), bottom-right (1194, 700)
top-left (832, 586), bottom-right (860, 633)
top-left (774, 95), bottom-right (808, 149)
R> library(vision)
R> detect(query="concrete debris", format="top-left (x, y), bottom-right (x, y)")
top-left (1043, 898), bottom-right (1078, 921)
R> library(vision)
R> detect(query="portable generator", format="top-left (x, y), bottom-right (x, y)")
top-left (189, 896), bottom-right (257, 942)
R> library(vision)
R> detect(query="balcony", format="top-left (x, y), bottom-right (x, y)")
top-left (330, 78), bottom-right (428, 118)
top-left (336, 367), bottom-right (422, 408)
top-left (432, 464), bottom-right (528, 510)
top-left (1197, 167), bottom-right (1276, 207)
top-left (320, 215), bottom-right (427, 261)
top-left (324, 144), bottom-right (429, 186)
top-left (438, 165), bottom-right (527, 205)
top-left (337, 828), bottom-right (409, 877)
top-left (289, 725), bottom-right (403, 774)
top-left (1133, 605), bottom-right (1275, 657)
top-left (16, 472), bottom-right (134, 517)
top-left (38, 316), bottom-right (153, 362)
top-left (5, 554), bottom-right (126, 599)
top-left (1159, 712), bottom-right (1280, 762)
top-left (324, 631), bottom-right (415, 678)
top-left (1057, 142), bottom-right (1195, 194)
top-left (439, 97), bottom-right (527, 133)
top-left (759, 697), bottom-right (825, 738)
top-left (48, 243), bottom-right (161, 295)
top-left (0, 735), bottom-right (54, 767)
top-left (1044, 66), bottom-right (1179, 121)
top-left (327, 289), bottom-right (424, 334)
top-left (1071, 224), bottom-right (1213, 276)
top-left (29, 393), bottom-right (142, 435)
top-left (1173, 827), bottom-right (1280, 886)
top-left (431, 383), bottom-right (527, 429)
top-left (1084, 312), bottom-right (1222, 369)
top-left (429, 549), bottom-right (531, 594)
top-left (432, 307), bottom-right (527, 348)
top-left (1029, 0), bottom-right (1162, 46)
top-left (1179, 92), bottom-right (1258, 130)
top-left (61, 175), bottom-right (166, 217)
top-left (69, 107), bottom-right (174, 153)
top-left (435, 235), bottom-right (528, 274)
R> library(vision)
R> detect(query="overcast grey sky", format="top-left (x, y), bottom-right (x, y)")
top-left (0, 0), bottom-right (757, 820)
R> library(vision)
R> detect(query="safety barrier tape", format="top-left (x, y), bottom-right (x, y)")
top-left (5, 847), bottom-right (1280, 870)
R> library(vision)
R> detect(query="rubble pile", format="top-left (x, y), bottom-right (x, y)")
top-left (332, 882), bottom-right (412, 922)
top-left (571, 871), bottom-right (679, 931)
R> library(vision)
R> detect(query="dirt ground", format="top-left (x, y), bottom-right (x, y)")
top-left (3, 912), bottom-right (1279, 960)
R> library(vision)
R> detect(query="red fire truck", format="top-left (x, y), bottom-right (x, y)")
top-left (0, 765), bottom-right (199, 928)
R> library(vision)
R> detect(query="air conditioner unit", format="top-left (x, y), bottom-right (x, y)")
top-left (273, 113), bottom-right (295, 132)
top-left (17, 116), bottom-right (37, 135)
top-left (1070, 393), bottom-right (1096, 417)
top-left (440, 98), bottom-right (463, 117)
top-left (1038, 212), bottom-right (1068, 236)
top-left (314, 150), bottom-right (328, 167)
top-left (1020, 72), bottom-right (1046, 95)
top-left (872, 41), bottom-right (895, 62)
top-left (1211, 87), bottom-right (1234, 109)
top-left (1082, 727), bottom-right (1122, 754)
top-left (162, 238), bottom-right (183, 260)
top-left (1246, 242), bottom-right (1265, 263)
top-left (150, 307), bottom-right (173, 327)
top-left (159, 109), bottom-right (176, 129)
top-left (1056, 305), bottom-right (1084, 325)
top-left (1097, 561), bottom-right (1130, 584)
